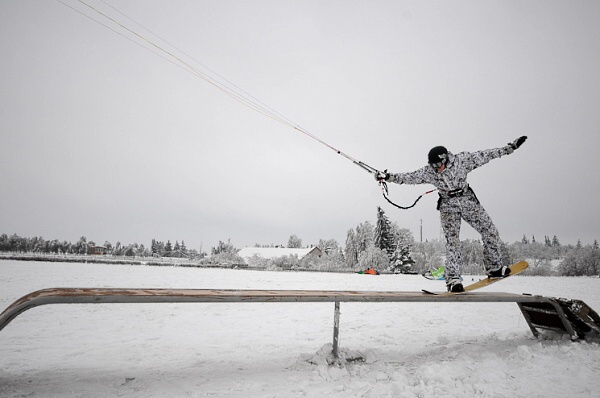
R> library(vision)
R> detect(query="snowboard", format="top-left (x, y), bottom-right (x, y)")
top-left (422, 261), bottom-right (529, 295)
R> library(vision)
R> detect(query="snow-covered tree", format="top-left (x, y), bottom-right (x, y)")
top-left (374, 207), bottom-right (396, 259)
top-left (559, 244), bottom-right (600, 276)
top-left (552, 236), bottom-right (561, 247)
top-left (345, 221), bottom-right (374, 269)
top-left (211, 239), bottom-right (236, 255)
top-left (75, 236), bottom-right (88, 255)
top-left (390, 226), bottom-right (415, 273)
top-left (287, 235), bottom-right (302, 248)
top-left (390, 244), bottom-right (415, 273)
top-left (355, 221), bottom-right (374, 253)
top-left (317, 238), bottom-right (339, 256)
top-left (357, 246), bottom-right (390, 270)
top-left (211, 239), bottom-right (243, 264)
top-left (345, 229), bottom-right (358, 268)
top-left (164, 240), bottom-right (173, 257)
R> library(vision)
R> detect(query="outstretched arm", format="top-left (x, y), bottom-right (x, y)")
top-left (466, 136), bottom-right (528, 171)
top-left (375, 166), bottom-right (433, 185)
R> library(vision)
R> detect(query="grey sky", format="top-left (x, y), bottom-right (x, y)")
top-left (1, 1), bottom-right (599, 251)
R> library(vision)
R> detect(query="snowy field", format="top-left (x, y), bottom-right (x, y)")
top-left (1, 261), bottom-right (599, 398)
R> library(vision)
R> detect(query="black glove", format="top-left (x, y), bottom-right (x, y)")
top-left (508, 136), bottom-right (527, 150)
top-left (375, 170), bottom-right (390, 182)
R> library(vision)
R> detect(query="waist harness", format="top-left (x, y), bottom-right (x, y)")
top-left (437, 185), bottom-right (480, 210)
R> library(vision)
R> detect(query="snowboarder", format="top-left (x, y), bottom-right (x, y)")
top-left (376, 136), bottom-right (527, 292)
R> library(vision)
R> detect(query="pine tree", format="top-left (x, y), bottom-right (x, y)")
top-left (390, 226), bottom-right (416, 273)
top-left (390, 244), bottom-right (415, 273)
top-left (180, 240), bottom-right (188, 257)
top-left (164, 240), bottom-right (173, 257)
top-left (374, 207), bottom-right (396, 259)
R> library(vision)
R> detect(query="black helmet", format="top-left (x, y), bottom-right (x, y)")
top-left (428, 146), bottom-right (448, 168)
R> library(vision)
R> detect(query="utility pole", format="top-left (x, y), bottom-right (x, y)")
top-left (420, 219), bottom-right (423, 243)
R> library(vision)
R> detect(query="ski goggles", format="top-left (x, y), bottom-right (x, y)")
top-left (430, 160), bottom-right (446, 169)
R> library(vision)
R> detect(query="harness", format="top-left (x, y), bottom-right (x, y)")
top-left (436, 184), bottom-right (480, 210)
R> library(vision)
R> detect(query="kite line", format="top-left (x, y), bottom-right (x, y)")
top-left (55, 0), bottom-right (435, 208)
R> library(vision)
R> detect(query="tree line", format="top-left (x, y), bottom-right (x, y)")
top-left (0, 234), bottom-right (204, 259)
top-left (1, 210), bottom-right (599, 275)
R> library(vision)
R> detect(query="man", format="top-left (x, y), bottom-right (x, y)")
top-left (376, 136), bottom-right (527, 292)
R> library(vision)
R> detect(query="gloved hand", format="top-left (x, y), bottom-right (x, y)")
top-left (506, 136), bottom-right (527, 154)
top-left (375, 170), bottom-right (390, 182)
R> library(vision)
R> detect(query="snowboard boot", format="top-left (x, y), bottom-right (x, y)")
top-left (488, 265), bottom-right (511, 278)
top-left (446, 278), bottom-right (465, 293)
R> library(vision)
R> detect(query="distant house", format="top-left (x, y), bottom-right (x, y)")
top-left (237, 246), bottom-right (322, 264)
top-left (89, 245), bottom-right (107, 255)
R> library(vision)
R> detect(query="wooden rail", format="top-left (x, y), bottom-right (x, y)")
top-left (2, 288), bottom-right (598, 361)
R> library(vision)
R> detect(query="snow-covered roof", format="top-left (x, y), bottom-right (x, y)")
top-left (237, 247), bottom-right (322, 262)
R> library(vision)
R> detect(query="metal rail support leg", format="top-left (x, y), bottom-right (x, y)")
top-left (333, 300), bottom-right (340, 359)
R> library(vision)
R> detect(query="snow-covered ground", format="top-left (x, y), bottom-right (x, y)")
top-left (1, 261), bottom-right (599, 398)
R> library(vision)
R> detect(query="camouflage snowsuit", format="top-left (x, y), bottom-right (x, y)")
top-left (388, 147), bottom-right (513, 285)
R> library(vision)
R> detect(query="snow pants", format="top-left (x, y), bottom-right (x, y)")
top-left (440, 198), bottom-right (504, 284)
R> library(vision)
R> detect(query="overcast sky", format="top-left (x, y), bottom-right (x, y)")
top-left (1, 0), bottom-right (599, 252)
